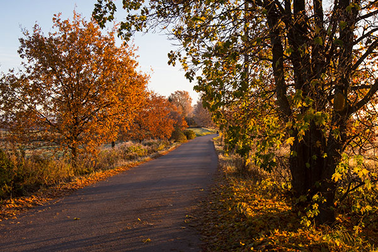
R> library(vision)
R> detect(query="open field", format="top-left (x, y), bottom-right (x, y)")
top-left (189, 127), bottom-right (217, 137)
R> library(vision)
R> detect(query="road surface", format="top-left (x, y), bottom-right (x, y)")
top-left (0, 134), bottom-right (218, 252)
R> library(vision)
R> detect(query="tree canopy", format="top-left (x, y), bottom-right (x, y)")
top-left (168, 90), bottom-right (193, 119)
top-left (123, 92), bottom-right (178, 141)
top-left (0, 12), bottom-right (149, 164)
top-left (94, 0), bottom-right (378, 224)
top-left (193, 98), bottom-right (214, 128)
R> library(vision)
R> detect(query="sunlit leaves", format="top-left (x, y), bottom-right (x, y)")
top-left (124, 93), bottom-right (177, 141)
top-left (93, 0), bottom-right (378, 225)
top-left (2, 12), bottom-right (148, 163)
top-left (168, 90), bottom-right (193, 119)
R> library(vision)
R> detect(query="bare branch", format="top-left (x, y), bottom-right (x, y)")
top-left (351, 39), bottom-right (378, 71)
top-left (350, 78), bottom-right (378, 115)
top-left (356, 9), bottom-right (378, 22)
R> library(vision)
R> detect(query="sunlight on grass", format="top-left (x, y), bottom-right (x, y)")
top-left (189, 127), bottom-right (217, 137)
top-left (0, 140), bottom-right (178, 221)
top-left (197, 137), bottom-right (378, 251)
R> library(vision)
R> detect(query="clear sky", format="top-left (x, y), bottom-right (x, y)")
top-left (0, 0), bottom-right (199, 103)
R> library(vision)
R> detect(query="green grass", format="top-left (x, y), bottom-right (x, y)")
top-left (189, 127), bottom-right (217, 137)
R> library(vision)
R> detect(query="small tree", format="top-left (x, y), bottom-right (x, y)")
top-left (1, 12), bottom-right (148, 165)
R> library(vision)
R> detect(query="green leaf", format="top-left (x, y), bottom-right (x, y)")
top-left (285, 47), bottom-right (294, 55)
top-left (339, 21), bottom-right (347, 30)
top-left (192, 16), bottom-right (205, 23)
top-left (314, 37), bottom-right (323, 46)
top-left (334, 39), bottom-right (344, 47)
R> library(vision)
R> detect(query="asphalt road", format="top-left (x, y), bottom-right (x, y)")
top-left (0, 134), bottom-right (218, 252)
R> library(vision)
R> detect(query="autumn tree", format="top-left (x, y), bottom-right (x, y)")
top-left (192, 99), bottom-right (214, 128)
top-left (168, 104), bottom-right (189, 131)
top-left (0, 12), bottom-right (148, 165)
top-left (123, 92), bottom-right (176, 141)
top-left (168, 90), bottom-right (193, 119)
top-left (94, 0), bottom-right (378, 224)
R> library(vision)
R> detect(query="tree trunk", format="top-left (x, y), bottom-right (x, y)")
top-left (71, 146), bottom-right (78, 169)
top-left (264, 0), bottom-right (349, 224)
top-left (289, 118), bottom-right (346, 224)
top-left (289, 123), bottom-right (324, 198)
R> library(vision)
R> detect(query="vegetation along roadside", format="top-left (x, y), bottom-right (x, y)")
top-left (0, 129), bottom-right (216, 221)
top-left (0, 139), bottom-right (179, 221)
top-left (0, 11), bottom-right (216, 222)
top-left (195, 136), bottom-right (378, 251)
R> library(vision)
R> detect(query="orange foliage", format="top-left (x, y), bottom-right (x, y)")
top-left (2, 12), bottom-right (148, 162)
top-left (168, 90), bottom-right (193, 118)
top-left (169, 105), bottom-right (189, 130)
top-left (124, 92), bottom-right (187, 141)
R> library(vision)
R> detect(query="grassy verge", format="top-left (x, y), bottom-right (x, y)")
top-left (189, 127), bottom-right (217, 137)
top-left (196, 136), bottom-right (378, 251)
top-left (0, 139), bottom-right (179, 221)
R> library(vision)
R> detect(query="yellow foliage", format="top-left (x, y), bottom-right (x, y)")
top-left (198, 143), bottom-right (377, 251)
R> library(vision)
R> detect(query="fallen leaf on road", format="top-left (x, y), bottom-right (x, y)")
top-left (142, 238), bottom-right (151, 243)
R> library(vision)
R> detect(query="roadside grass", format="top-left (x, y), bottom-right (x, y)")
top-left (198, 136), bottom-right (378, 251)
top-left (0, 139), bottom-right (178, 221)
top-left (189, 127), bottom-right (217, 137)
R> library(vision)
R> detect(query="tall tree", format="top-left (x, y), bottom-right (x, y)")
top-left (1, 12), bottom-right (148, 165)
top-left (168, 90), bottom-right (193, 119)
top-left (94, 0), bottom-right (378, 224)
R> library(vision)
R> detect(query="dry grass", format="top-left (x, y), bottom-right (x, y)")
top-left (0, 139), bottom-right (178, 221)
top-left (189, 127), bottom-right (217, 137)
top-left (196, 136), bottom-right (378, 251)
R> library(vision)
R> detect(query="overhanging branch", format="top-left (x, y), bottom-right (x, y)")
top-left (349, 78), bottom-right (378, 115)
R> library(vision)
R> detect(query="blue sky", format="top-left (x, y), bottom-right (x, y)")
top-left (0, 0), bottom-right (199, 103)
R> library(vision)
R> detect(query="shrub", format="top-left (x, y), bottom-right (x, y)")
top-left (0, 149), bottom-right (15, 198)
top-left (92, 149), bottom-right (120, 172)
top-left (142, 139), bottom-right (169, 153)
top-left (122, 144), bottom-right (148, 160)
top-left (184, 130), bottom-right (196, 140)
top-left (170, 128), bottom-right (187, 142)
top-left (0, 149), bottom-right (27, 199)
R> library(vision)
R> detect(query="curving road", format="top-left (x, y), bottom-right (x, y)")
top-left (0, 134), bottom-right (218, 252)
